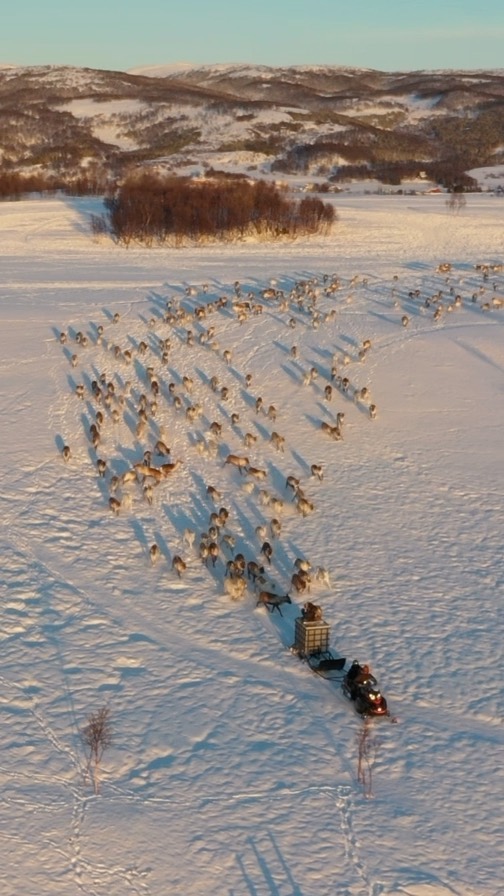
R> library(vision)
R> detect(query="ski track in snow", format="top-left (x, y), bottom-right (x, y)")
top-left (0, 195), bottom-right (502, 895)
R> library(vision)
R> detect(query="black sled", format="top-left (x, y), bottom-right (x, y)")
top-left (307, 652), bottom-right (346, 680)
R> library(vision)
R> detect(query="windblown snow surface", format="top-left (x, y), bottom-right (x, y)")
top-left (0, 192), bottom-right (502, 896)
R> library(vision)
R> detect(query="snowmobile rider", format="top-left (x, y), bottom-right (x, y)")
top-left (347, 660), bottom-right (376, 697)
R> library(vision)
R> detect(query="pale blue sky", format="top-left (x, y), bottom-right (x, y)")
top-left (3, 0), bottom-right (504, 72)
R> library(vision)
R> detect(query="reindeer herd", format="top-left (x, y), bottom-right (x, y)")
top-left (56, 260), bottom-right (503, 618)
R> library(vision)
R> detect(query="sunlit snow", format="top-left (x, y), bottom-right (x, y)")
top-left (0, 190), bottom-right (502, 896)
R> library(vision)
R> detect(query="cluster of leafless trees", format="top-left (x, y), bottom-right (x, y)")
top-left (100, 173), bottom-right (336, 245)
top-left (0, 171), bottom-right (60, 198)
top-left (272, 132), bottom-right (481, 192)
top-left (328, 159), bottom-right (478, 190)
top-left (0, 169), bottom-right (114, 199)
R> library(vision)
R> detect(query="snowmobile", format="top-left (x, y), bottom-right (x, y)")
top-left (293, 614), bottom-right (392, 718)
top-left (341, 661), bottom-right (389, 717)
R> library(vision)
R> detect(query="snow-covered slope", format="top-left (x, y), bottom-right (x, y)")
top-left (0, 192), bottom-right (502, 896)
top-left (2, 63), bottom-right (504, 185)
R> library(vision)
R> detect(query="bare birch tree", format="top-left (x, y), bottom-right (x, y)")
top-left (81, 706), bottom-right (112, 794)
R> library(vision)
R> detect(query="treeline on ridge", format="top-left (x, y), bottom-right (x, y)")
top-left (99, 173), bottom-right (336, 245)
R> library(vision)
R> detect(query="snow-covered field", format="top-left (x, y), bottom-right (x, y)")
top-left (0, 192), bottom-right (502, 896)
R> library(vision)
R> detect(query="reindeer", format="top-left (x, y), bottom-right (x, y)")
top-left (160, 459), bottom-right (183, 477)
top-left (96, 458), bottom-right (107, 478)
top-left (121, 469), bottom-right (138, 486)
top-left (270, 431), bottom-right (285, 453)
top-left (134, 464), bottom-right (164, 484)
top-left (234, 553), bottom-right (246, 577)
top-left (247, 561), bottom-right (265, 584)
top-left (149, 544), bottom-right (161, 564)
top-left (109, 497), bottom-right (121, 516)
top-left (270, 518), bottom-right (282, 539)
top-left (89, 423), bottom-right (100, 449)
top-left (244, 432), bottom-right (258, 449)
top-left (143, 484), bottom-right (154, 505)
top-left (295, 557), bottom-right (312, 573)
top-left (225, 559), bottom-right (239, 578)
top-left (255, 524), bottom-right (267, 541)
top-left (310, 463), bottom-right (323, 481)
top-left (286, 475), bottom-right (301, 495)
top-left (315, 567), bottom-right (331, 587)
top-left (199, 542), bottom-right (209, 564)
top-left (321, 422), bottom-right (342, 441)
top-left (206, 485), bottom-right (222, 503)
top-left (183, 528), bottom-right (196, 551)
top-left (224, 576), bottom-right (247, 600)
top-left (172, 555), bottom-right (187, 578)
top-left (207, 542), bottom-right (220, 568)
top-left (110, 475), bottom-right (120, 493)
top-left (256, 591), bottom-right (292, 616)
top-left (247, 466), bottom-right (267, 482)
top-left (270, 497), bottom-right (285, 515)
top-left (291, 571), bottom-right (311, 594)
top-left (260, 541), bottom-right (273, 564)
top-left (221, 533), bottom-right (236, 552)
top-left (296, 496), bottom-right (315, 517)
top-left (136, 419), bottom-right (147, 439)
top-left (154, 439), bottom-right (171, 456)
top-left (61, 445), bottom-right (71, 462)
top-left (224, 454), bottom-right (249, 474)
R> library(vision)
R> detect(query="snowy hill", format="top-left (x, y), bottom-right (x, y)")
top-left (0, 190), bottom-right (502, 895)
top-left (1, 63), bottom-right (503, 187)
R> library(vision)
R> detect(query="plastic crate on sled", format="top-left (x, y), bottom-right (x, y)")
top-left (294, 617), bottom-right (330, 658)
